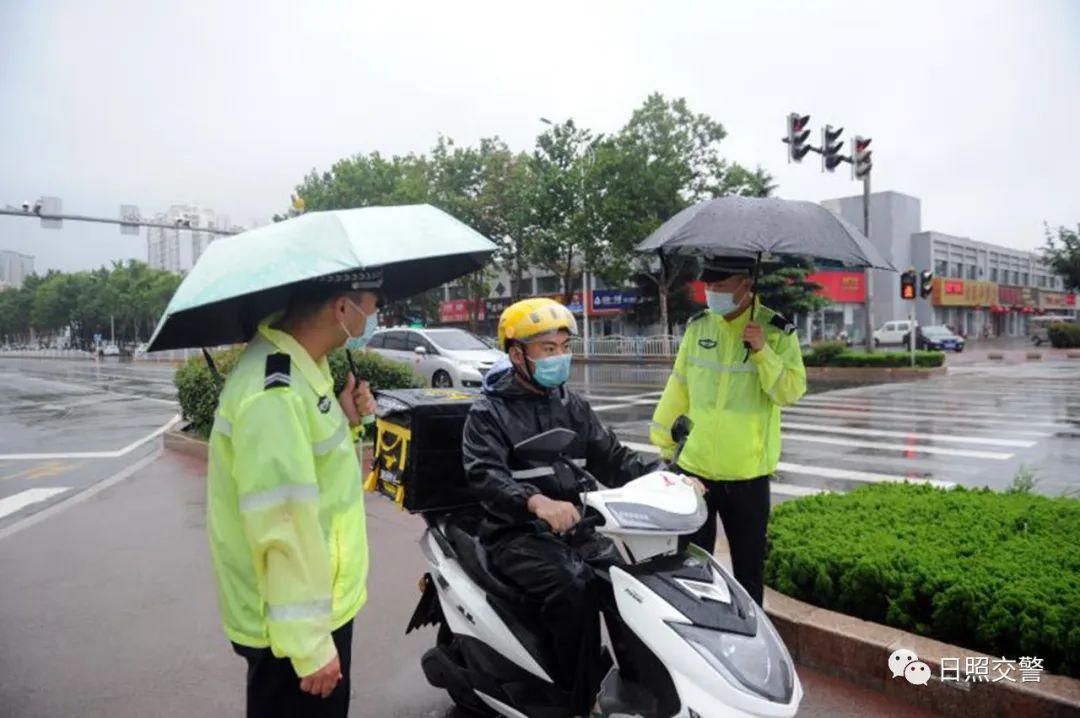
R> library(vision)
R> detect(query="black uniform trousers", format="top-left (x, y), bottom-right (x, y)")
top-left (232, 619), bottom-right (353, 718)
top-left (677, 474), bottom-right (771, 606)
top-left (489, 524), bottom-right (629, 717)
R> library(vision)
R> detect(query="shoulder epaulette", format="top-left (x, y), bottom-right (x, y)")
top-left (769, 313), bottom-right (796, 335)
top-left (264, 353), bottom-right (291, 389)
top-left (687, 309), bottom-right (709, 324)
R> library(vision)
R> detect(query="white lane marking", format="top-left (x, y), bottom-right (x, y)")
top-left (782, 407), bottom-right (1058, 434)
top-left (0, 414), bottom-right (182, 461)
top-left (794, 397), bottom-right (1068, 423)
top-left (0, 450), bottom-right (161, 542)
top-left (780, 422), bottom-right (1038, 448)
top-left (621, 442), bottom-right (957, 490)
top-left (770, 483), bottom-right (824, 497)
top-left (782, 433), bottom-right (1014, 460)
top-left (0, 488), bottom-right (70, 520)
top-left (775, 462), bottom-right (956, 490)
top-left (583, 391), bottom-right (663, 403)
top-left (593, 399), bottom-right (658, 413)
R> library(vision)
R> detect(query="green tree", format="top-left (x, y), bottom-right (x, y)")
top-left (753, 257), bottom-right (828, 321)
top-left (1042, 223), bottom-right (1080, 292)
top-left (593, 93), bottom-right (774, 334)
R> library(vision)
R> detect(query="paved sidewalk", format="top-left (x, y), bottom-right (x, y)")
top-left (0, 451), bottom-right (936, 717)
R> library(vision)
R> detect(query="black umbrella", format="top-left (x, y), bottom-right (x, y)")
top-left (636, 195), bottom-right (894, 270)
top-left (637, 196), bottom-right (895, 359)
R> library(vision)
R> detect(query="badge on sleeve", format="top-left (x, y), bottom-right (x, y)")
top-left (318, 396), bottom-right (332, 413)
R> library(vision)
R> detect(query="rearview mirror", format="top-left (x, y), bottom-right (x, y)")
top-left (671, 416), bottom-right (693, 445)
top-left (514, 428), bottom-right (576, 461)
top-left (414, 346), bottom-right (427, 355)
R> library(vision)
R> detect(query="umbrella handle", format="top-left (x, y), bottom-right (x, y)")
top-left (743, 253), bottom-right (763, 363)
top-left (346, 350), bottom-right (376, 427)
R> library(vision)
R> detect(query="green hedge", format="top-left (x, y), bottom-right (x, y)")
top-left (175, 347), bottom-right (422, 439)
top-left (803, 345), bottom-right (945, 368)
top-left (766, 483), bottom-right (1080, 677)
top-left (1047, 322), bottom-right (1080, 348)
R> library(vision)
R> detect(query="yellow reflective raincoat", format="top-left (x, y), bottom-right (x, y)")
top-left (650, 302), bottom-right (806, 480)
top-left (207, 317), bottom-right (368, 676)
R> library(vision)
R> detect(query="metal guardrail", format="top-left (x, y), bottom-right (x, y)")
top-left (570, 335), bottom-right (680, 357)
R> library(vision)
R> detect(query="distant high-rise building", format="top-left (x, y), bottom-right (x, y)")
top-left (0, 250), bottom-right (35, 289)
top-left (146, 204), bottom-right (232, 272)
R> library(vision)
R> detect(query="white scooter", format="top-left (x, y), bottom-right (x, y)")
top-left (407, 418), bottom-right (803, 718)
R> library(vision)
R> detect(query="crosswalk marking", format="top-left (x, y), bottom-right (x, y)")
top-left (0, 488), bottom-right (70, 520)
top-left (794, 397), bottom-right (1067, 424)
top-left (782, 406), bottom-right (1058, 434)
top-left (782, 433), bottom-right (1014, 460)
top-left (779, 422), bottom-right (1038, 448)
top-left (619, 442), bottom-right (954, 492)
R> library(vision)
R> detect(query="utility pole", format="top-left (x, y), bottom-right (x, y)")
top-left (0, 206), bottom-right (240, 236)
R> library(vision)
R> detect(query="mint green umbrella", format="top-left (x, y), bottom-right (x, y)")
top-left (147, 204), bottom-right (496, 351)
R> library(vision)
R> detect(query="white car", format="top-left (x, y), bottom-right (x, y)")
top-left (873, 320), bottom-right (916, 346)
top-left (102, 344), bottom-right (120, 356)
top-left (367, 327), bottom-right (504, 388)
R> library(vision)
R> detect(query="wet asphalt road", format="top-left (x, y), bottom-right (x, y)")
top-left (1, 354), bottom-right (1076, 717)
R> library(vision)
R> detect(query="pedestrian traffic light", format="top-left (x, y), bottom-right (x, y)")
top-left (900, 269), bottom-right (917, 300)
top-left (853, 136), bottom-right (872, 180)
top-left (919, 270), bottom-right (933, 299)
top-left (822, 125), bottom-right (845, 172)
top-left (785, 113), bottom-right (812, 163)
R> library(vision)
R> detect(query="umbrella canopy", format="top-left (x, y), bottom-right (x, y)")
top-left (636, 196), bottom-right (895, 271)
top-left (147, 204), bottom-right (496, 351)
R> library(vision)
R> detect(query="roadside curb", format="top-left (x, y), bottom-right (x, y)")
top-left (765, 589), bottom-right (1080, 718)
top-left (805, 366), bottom-right (946, 382)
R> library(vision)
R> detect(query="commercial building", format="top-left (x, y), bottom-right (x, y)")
top-left (822, 191), bottom-right (1074, 339)
top-left (0, 250), bottom-right (35, 289)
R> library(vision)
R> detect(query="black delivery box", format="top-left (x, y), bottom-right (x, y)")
top-left (365, 388), bottom-right (479, 513)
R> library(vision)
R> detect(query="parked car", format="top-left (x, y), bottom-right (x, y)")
top-left (873, 320), bottom-right (916, 346)
top-left (102, 344), bottom-right (120, 356)
top-left (902, 325), bottom-right (964, 352)
top-left (366, 327), bottom-right (504, 388)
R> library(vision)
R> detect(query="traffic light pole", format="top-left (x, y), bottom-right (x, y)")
top-left (862, 173), bottom-right (875, 353)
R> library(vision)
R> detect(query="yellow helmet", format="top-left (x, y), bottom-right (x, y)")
top-left (497, 297), bottom-right (578, 351)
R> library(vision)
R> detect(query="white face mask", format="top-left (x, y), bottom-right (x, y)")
top-left (706, 290), bottom-right (738, 315)
top-left (340, 299), bottom-right (378, 350)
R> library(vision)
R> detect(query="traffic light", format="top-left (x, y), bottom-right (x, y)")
top-left (919, 270), bottom-right (934, 299)
top-left (822, 124), bottom-right (845, 172)
top-left (785, 113), bottom-right (812, 163)
top-left (900, 269), bottom-right (917, 300)
top-left (853, 136), bottom-right (872, 180)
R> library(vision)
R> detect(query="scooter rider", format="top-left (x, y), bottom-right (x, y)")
top-left (461, 297), bottom-right (661, 717)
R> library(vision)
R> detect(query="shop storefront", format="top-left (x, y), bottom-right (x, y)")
top-left (931, 278), bottom-right (997, 337)
top-left (437, 289), bottom-right (652, 336)
top-left (806, 270), bottom-right (868, 343)
top-left (1037, 290), bottom-right (1078, 319)
top-left (991, 286), bottom-right (1037, 337)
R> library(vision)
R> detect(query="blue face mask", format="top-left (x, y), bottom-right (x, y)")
top-left (341, 302), bottom-right (378, 351)
top-left (706, 290), bottom-right (738, 315)
top-left (527, 354), bottom-right (572, 388)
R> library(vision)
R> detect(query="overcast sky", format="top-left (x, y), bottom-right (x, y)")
top-left (2, 0), bottom-right (1077, 274)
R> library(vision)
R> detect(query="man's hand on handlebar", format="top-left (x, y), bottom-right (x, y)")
top-left (526, 495), bottom-right (580, 535)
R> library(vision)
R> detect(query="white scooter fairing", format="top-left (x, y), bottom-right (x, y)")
top-left (408, 465), bottom-right (803, 718)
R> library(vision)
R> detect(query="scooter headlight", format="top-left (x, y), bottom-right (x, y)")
top-left (669, 618), bottom-right (795, 704)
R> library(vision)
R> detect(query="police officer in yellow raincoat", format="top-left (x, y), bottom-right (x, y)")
top-left (207, 270), bottom-right (381, 717)
top-left (650, 256), bottom-right (806, 606)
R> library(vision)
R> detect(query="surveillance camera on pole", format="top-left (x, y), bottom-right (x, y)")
top-left (784, 112), bottom-right (812, 163)
top-left (21, 200), bottom-right (30, 212)
top-left (821, 124), bottom-right (845, 172)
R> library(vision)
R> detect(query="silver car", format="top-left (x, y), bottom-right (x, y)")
top-left (367, 327), bottom-right (504, 388)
